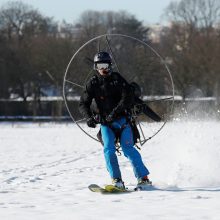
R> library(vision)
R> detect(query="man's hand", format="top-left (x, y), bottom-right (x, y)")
top-left (86, 117), bottom-right (96, 128)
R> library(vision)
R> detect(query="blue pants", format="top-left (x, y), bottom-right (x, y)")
top-left (101, 117), bottom-right (150, 180)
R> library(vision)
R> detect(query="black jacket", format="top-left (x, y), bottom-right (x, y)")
top-left (79, 72), bottom-right (134, 121)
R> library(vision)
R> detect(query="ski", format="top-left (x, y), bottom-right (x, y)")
top-left (105, 184), bottom-right (130, 193)
top-left (88, 183), bottom-right (158, 193)
top-left (88, 184), bottom-right (131, 193)
top-left (88, 184), bottom-right (108, 193)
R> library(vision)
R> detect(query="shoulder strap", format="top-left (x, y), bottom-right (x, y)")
top-left (90, 75), bottom-right (99, 85)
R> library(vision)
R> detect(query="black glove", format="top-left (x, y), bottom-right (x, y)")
top-left (86, 117), bottom-right (96, 128)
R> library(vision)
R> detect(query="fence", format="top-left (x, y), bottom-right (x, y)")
top-left (0, 96), bottom-right (219, 121)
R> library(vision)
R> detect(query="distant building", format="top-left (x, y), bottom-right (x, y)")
top-left (148, 23), bottom-right (171, 43)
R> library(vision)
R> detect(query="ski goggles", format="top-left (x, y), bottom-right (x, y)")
top-left (96, 63), bottom-right (110, 70)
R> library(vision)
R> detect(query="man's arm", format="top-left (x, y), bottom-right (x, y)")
top-left (78, 83), bottom-right (93, 119)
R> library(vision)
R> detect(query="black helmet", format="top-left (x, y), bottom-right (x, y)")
top-left (94, 51), bottom-right (112, 64)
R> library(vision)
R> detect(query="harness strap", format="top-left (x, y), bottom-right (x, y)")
top-left (97, 118), bottom-right (141, 156)
top-left (115, 142), bottom-right (122, 156)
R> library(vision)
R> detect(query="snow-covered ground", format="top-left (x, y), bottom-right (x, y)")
top-left (1, 120), bottom-right (220, 220)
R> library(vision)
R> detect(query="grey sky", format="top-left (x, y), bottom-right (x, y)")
top-left (0, 0), bottom-right (178, 24)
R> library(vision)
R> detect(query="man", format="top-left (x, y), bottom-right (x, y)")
top-left (79, 51), bottom-right (151, 189)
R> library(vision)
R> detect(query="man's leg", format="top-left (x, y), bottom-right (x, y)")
top-left (120, 124), bottom-right (150, 179)
top-left (101, 125), bottom-right (122, 179)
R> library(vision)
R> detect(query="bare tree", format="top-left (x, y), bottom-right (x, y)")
top-left (0, 1), bottom-right (59, 115)
top-left (0, 1), bottom-right (54, 41)
top-left (77, 10), bottom-right (148, 40)
top-left (162, 0), bottom-right (220, 98)
top-left (166, 0), bottom-right (220, 29)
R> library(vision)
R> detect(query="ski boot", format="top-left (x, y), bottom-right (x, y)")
top-left (112, 178), bottom-right (125, 190)
top-left (135, 176), bottom-right (152, 191)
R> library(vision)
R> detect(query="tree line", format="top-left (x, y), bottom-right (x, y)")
top-left (0, 0), bottom-right (219, 117)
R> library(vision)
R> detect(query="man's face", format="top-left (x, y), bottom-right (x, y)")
top-left (96, 63), bottom-right (110, 76)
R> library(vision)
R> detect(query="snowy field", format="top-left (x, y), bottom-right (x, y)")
top-left (1, 120), bottom-right (220, 220)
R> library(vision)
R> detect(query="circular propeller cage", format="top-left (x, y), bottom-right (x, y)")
top-left (63, 34), bottom-right (175, 146)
